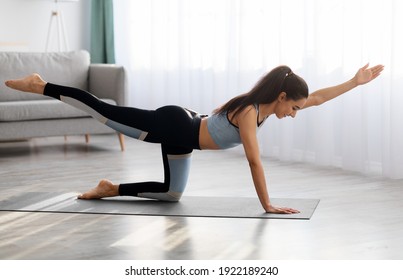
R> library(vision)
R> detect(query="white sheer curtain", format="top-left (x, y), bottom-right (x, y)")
top-left (114, 0), bottom-right (403, 179)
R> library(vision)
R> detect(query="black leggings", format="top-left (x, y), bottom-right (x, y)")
top-left (44, 83), bottom-right (202, 201)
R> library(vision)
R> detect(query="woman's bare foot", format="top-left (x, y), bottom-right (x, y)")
top-left (78, 179), bottom-right (119, 199)
top-left (5, 73), bottom-right (46, 94)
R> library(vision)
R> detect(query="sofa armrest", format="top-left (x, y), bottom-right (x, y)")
top-left (88, 64), bottom-right (127, 106)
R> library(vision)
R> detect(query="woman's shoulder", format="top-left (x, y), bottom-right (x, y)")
top-left (238, 104), bottom-right (258, 117)
top-left (231, 104), bottom-right (257, 127)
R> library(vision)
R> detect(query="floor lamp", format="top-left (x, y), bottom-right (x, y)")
top-left (45, 0), bottom-right (79, 52)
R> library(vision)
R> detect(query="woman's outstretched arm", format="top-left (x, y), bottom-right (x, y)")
top-left (303, 63), bottom-right (384, 109)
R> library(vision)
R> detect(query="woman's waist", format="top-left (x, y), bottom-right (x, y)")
top-left (199, 118), bottom-right (220, 150)
top-left (201, 117), bottom-right (242, 150)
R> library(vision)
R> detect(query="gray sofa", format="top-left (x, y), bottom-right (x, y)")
top-left (0, 50), bottom-right (126, 150)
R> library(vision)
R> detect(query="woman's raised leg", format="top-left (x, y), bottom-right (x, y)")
top-left (7, 74), bottom-right (157, 142)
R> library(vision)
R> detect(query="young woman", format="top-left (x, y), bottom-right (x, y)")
top-left (5, 64), bottom-right (384, 214)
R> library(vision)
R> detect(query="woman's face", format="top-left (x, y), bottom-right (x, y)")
top-left (274, 93), bottom-right (307, 119)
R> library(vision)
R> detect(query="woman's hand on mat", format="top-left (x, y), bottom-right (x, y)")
top-left (265, 204), bottom-right (300, 214)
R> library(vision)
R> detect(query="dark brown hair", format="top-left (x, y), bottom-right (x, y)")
top-left (214, 65), bottom-right (309, 119)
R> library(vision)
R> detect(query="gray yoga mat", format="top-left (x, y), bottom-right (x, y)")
top-left (0, 192), bottom-right (319, 220)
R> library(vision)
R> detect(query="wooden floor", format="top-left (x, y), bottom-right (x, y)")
top-left (1, 134), bottom-right (403, 260)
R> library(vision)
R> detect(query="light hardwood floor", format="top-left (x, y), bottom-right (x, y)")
top-left (1, 134), bottom-right (402, 260)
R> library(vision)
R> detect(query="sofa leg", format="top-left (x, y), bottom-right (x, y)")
top-left (118, 133), bottom-right (125, 151)
top-left (85, 134), bottom-right (90, 143)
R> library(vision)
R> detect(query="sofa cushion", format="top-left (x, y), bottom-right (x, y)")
top-left (0, 99), bottom-right (116, 122)
top-left (0, 50), bottom-right (90, 102)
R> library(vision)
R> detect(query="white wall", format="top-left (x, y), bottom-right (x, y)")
top-left (0, 0), bottom-right (91, 52)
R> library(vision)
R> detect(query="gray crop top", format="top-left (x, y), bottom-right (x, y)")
top-left (207, 104), bottom-right (266, 149)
